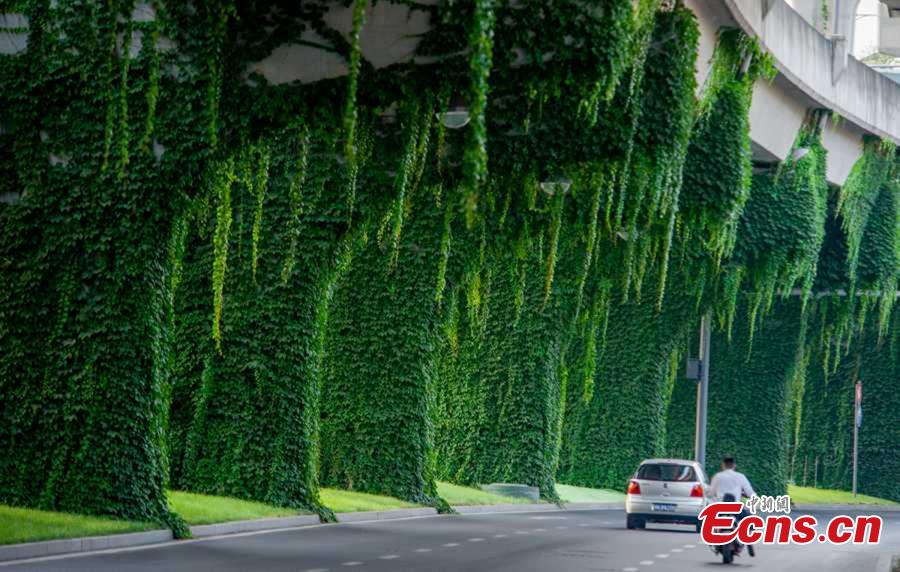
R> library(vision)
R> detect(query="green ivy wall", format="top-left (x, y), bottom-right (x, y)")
top-left (1, 1), bottom-right (898, 532)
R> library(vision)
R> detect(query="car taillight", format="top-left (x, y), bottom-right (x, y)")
top-left (690, 484), bottom-right (704, 498)
top-left (627, 480), bottom-right (641, 495)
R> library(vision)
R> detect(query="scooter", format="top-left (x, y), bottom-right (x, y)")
top-left (709, 494), bottom-right (744, 564)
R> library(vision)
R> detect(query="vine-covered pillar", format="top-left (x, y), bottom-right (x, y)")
top-left (856, 318), bottom-right (900, 502)
top-left (563, 271), bottom-right (697, 489)
top-left (174, 136), bottom-right (341, 516)
top-left (472, 245), bottom-right (568, 499)
top-left (0, 3), bottom-right (186, 530)
top-left (319, 193), bottom-right (446, 507)
top-left (431, 283), bottom-right (490, 487)
top-left (793, 330), bottom-right (855, 491)
top-left (0, 175), bottom-right (182, 528)
top-left (704, 298), bottom-right (804, 496)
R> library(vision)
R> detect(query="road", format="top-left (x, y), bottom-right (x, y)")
top-left (4, 508), bottom-right (899, 571)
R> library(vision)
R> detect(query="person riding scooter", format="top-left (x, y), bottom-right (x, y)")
top-left (708, 456), bottom-right (756, 558)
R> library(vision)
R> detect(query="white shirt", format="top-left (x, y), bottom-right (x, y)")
top-left (708, 469), bottom-right (756, 502)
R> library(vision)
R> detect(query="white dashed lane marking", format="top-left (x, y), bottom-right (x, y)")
top-left (414, 548), bottom-right (432, 553)
top-left (655, 553), bottom-right (669, 558)
top-left (378, 555), bottom-right (399, 560)
top-left (639, 560), bottom-right (655, 566)
top-left (341, 562), bottom-right (363, 567)
top-left (623, 568), bottom-right (639, 572)
top-left (493, 533), bottom-right (508, 538)
top-left (468, 538), bottom-right (484, 542)
top-left (442, 542), bottom-right (460, 547)
top-left (684, 544), bottom-right (696, 548)
top-left (532, 528), bottom-right (548, 532)
top-left (555, 525), bottom-right (568, 530)
top-left (578, 523), bottom-right (590, 527)
top-left (671, 548), bottom-right (683, 552)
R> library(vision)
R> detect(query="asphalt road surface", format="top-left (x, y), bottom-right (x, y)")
top-left (4, 508), bottom-right (899, 571)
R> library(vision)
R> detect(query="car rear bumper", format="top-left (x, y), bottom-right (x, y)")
top-left (628, 512), bottom-right (701, 525)
top-left (625, 497), bottom-right (705, 519)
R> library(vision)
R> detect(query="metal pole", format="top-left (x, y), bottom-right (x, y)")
top-left (695, 314), bottom-right (711, 469)
top-left (853, 381), bottom-right (861, 497)
top-left (852, 417), bottom-right (859, 497)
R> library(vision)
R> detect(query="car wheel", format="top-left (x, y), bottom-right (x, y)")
top-left (695, 520), bottom-right (702, 533)
top-left (626, 515), bottom-right (643, 530)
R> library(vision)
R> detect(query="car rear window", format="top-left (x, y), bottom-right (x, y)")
top-left (637, 463), bottom-right (696, 482)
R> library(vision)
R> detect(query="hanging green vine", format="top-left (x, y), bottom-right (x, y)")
top-left (734, 113), bottom-right (829, 343)
top-left (836, 138), bottom-right (896, 291)
top-left (462, 0), bottom-right (495, 228)
top-left (679, 28), bottom-right (774, 267)
top-left (616, 5), bottom-right (699, 303)
top-left (250, 142), bottom-right (271, 280)
top-left (343, 0), bottom-right (366, 220)
top-left (211, 158), bottom-right (235, 352)
top-left (282, 126), bottom-right (310, 284)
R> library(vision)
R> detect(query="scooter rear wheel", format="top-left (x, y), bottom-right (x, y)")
top-left (721, 543), bottom-right (734, 564)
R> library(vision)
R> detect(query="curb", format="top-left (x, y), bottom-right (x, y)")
top-left (793, 503), bottom-right (900, 513)
top-left (191, 514), bottom-right (322, 538)
top-left (564, 502), bottom-right (624, 511)
top-left (0, 530), bottom-right (172, 563)
top-left (0, 502), bottom-right (624, 563)
top-left (336, 507), bottom-right (438, 522)
top-left (454, 503), bottom-right (557, 514)
top-left (454, 502), bottom-right (622, 514)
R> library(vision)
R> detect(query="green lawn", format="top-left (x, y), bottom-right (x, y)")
top-left (788, 485), bottom-right (898, 506)
top-left (167, 491), bottom-right (307, 525)
top-left (319, 488), bottom-right (419, 513)
top-left (437, 482), bottom-right (532, 505)
top-left (0, 505), bottom-right (155, 545)
top-left (556, 484), bottom-right (626, 503)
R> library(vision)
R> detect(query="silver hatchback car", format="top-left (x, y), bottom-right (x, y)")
top-left (625, 458), bottom-right (708, 531)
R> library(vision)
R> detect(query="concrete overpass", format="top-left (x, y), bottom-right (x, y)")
top-left (2, 0), bottom-right (899, 186)
top-left (687, 0), bottom-right (900, 185)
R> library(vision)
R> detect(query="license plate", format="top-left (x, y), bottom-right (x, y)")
top-left (652, 503), bottom-right (676, 512)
